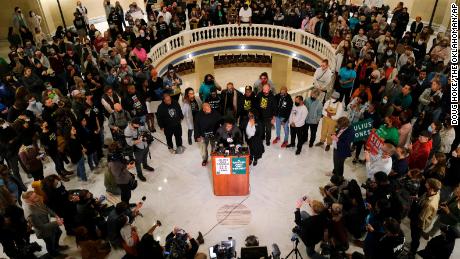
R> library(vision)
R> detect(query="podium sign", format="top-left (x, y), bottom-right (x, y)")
top-left (212, 155), bottom-right (250, 196)
top-left (231, 157), bottom-right (247, 174)
top-left (215, 157), bottom-right (231, 175)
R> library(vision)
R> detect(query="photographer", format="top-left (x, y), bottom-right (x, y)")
top-left (294, 197), bottom-right (329, 258)
top-left (138, 220), bottom-right (163, 258)
top-left (124, 117), bottom-right (154, 182)
top-left (194, 103), bottom-right (221, 166)
top-left (165, 227), bottom-right (203, 259)
top-left (108, 142), bottom-right (137, 203)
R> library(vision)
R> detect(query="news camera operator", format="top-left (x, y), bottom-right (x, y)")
top-left (107, 142), bottom-right (137, 203)
top-left (124, 117), bottom-right (154, 182)
top-left (293, 196), bottom-right (329, 258)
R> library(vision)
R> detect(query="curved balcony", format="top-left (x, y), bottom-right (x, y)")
top-left (149, 24), bottom-right (336, 78)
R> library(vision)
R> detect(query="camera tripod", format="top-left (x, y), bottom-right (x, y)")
top-left (285, 237), bottom-right (303, 259)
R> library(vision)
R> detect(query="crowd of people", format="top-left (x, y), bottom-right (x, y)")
top-left (0, 0), bottom-right (459, 258)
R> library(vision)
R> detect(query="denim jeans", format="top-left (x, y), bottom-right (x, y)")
top-left (275, 116), bottom-right (289, 142)
top-left (76, 157), bottom-right (87, 181)
top-left (87, 152), bottom-right (99, 170)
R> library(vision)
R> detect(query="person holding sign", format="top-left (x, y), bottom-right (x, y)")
top-left (364, 143), bottom-right (395, 179)
top-left (376, 116), bottom-right (400, 147)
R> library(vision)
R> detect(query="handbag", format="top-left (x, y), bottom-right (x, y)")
top-left (128, 173), bottom-right (138, 190)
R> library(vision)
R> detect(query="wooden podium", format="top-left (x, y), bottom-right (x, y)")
top-left (211, 154), bottom-right (250, 196)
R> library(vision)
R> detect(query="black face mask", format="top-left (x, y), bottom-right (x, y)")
top-left (295, 102), bottom-right (300, 106)
top-left (310, 97), bottom-right (316, 101)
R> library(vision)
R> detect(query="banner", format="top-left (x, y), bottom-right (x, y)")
top-left (232, 157), bottom-right (247, 175)
top-left (352, 118), bottom-right (374, 141)
top-left (366, 131), bottom-right (385, 156)
top-left (215, 157), bottom-right (231, 175)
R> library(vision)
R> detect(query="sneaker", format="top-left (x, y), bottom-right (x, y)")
top-left (309, 143), bottom-right (313, 148)
top-left (176, 146), bottom-right (186, 154)
top-left (352, 158), bottom-right (358, 164)
top-left (272, 137), bottom-right (280, 144)
top-left (281, 141), bottom-right (288, 148)
top-left (188, 138), bottom-right (192, 145)
top-left (202, 160), bottom-right (208, 166)
top-left (286, 144), bottom-right (295, 148)
top-left (422, 232), bottom-right (430, 240)
top-left (295, 150), bottom-right (301, 155)
top-left (253, 160), bottom-right (258, 166)
top-left (325, 145), bottom-right (331, 151)
top-left (143, 165), bottom-right (155, 172)
top-left (315, 142), bottom-right (324, 147)
top-left (169, 148), bottom-right (176, 154)
top-left (265, 141), bottom-right (270, 146)
top-left (197, 232), bottom-right (205, 244)
top-left (138, 175), bottom-right (147, 182)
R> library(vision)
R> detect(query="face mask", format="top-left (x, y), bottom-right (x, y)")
top-left (295, 102), bottom-right (300, 106)
top-left (1, 123), bottom-right (8, 129)
top-left (310, 96), bottom-right (316, 101)
top-left (386, 50), bottom-right (393, 55)
top-left (382, 98), bottom-right (388, 104)
top-left (428, 125), bottom-right (433, 133)
top-left (418, 40), bottom-right (424, 45)
top-left (55, 181), bottom-right (62, 189)
top-left (385, 61), bottom-right (391, 67)
top-left (30, 100), bottom-right (36, 105)
top-left (453, 151), bottom-right (458, 157)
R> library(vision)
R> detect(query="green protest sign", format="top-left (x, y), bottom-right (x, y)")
top-left (352, 118), bottom-right (373, 141)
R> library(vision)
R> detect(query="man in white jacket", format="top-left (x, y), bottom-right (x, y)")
top-left (287, 96), bottom-right (308, 155)
top-left (313, 59), bottom-right (333, 103)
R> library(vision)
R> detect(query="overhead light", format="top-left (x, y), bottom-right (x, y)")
top-left (188, 53), bottom-right (193, 59)
top-left (240, 45), bottom-right (246, 50)
top-left (291, 52), bottom-right (297, 57)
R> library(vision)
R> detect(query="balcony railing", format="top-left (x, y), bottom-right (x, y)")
top-left (149, 24), bottom-right (336, 74)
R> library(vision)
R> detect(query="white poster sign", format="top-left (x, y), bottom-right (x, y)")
top-left (215, 157), bottom-right (231, 175)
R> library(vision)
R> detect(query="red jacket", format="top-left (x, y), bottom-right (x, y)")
top-left (408, 140), bottom-right (432, 170)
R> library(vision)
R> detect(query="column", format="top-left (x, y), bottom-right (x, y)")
top-left (194, 54), bottom-right (215, 92)
top-left (271, 54), bottom-right (292, 92)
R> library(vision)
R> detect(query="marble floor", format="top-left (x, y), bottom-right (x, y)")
top-left (0, 19), bottom-right (456, 259)
top-left (3, 114), bottom-right (458, 258)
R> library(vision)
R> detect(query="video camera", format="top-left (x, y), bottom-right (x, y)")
top-left (209, 237), bottom-right (236, 259)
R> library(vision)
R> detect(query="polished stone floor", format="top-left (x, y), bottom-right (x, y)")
top-left (4, 112), bottom-right (457, 258)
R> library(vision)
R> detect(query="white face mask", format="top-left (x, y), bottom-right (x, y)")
top-left (55, 181), bottom-right (62, 189)
top-left (382, 98), bottom-right (388, 104)
top-left (418, 40), bottom-right (424, 45)
top-left (453, 150), bottom-right (458, 158)
top-left (1, 123), bottom-right (8, 129)
top-left (385, 61), bottom-right (391, 67)
top-left (386, 50), bottom-right (393, 55)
